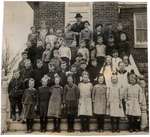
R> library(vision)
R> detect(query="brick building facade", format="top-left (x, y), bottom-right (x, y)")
top-left (28, 1), bottom-right (147, 71)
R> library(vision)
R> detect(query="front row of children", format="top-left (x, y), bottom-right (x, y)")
top-left (10, 67), bottom-right (147, 133)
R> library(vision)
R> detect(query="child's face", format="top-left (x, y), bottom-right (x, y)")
top-left (53, 50), bottom-right (59, 57)
top-left (96, 26), bottom-right (102, 32)
top-left (56, 30), bottom-right (63, 37)
top-left (14, 72), bottom-right (20, 79)
top-left (129, 74), bottom-right (136, 85)
top-left (31, 27), bottom-right (36, 33)
top-left (22, 54), bottom-right (28, 60)
top-left (117, 23), bottom-right (123, 31)
top-left (61, 63), bottom-right (67, 70)
top-left (98, 76), bottom-right (104, 84)
top-left (90, 42), bottom-right (95, 49)
top-left (25, 61), bottom-right (31, 69)
top-left (26, 42), bottom-right (31, 48)
top-left (82, 74), bottom-right (89, 83)
top-left (46, 44), bottom-right (50, 50)
top-left (84, 23), bottom-right (89, 28)
top-left (37, 41), bottom-right (43, 47)
top-left (139, 80), bottom-right (146, 88)
top-left (112, 52), bottom-right (118, 58)
top-left (97, 37), bottom-right (103, 44)
top-left (118, 62), bottom-right (125, 71)
top-left (111, 75), bottom-right (118, 84)
top-left (120, 33), bottom-right (127, 41)
top-left (48, 64), bottom-right (54, 71)
top-left (42, 80), bottom-right (48, 86)
top-left (37, 61), bottom-right (43, 68)
top-left (106, 57), bottom-right (112, 65)
top-left (123, 56), bottom-right (129, 65)
top-left (71, 66), bottom-right (77, 73)
top-left (80, 63), bottom-right (87, 70)
top-left (67, 76), bottom-right (73, 84)
top-left (49, 28), bottom-right (54, 34)
top-left (29, 79), bottom-right (35, 88)
top-left (80, 41), bottom-right (86, 48)
top-left (55, 77), bottom-right (60, 85)
top-left (91, 60), bottom-right (97, 67)
top-left (108, 24), bottom-right (113, 30)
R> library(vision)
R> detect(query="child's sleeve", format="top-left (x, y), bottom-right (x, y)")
top-left (92, 86), bottom-right (96, 102)
top-left (63, 86), bottom-right (67, 105)
top-left (68, 48), bottom-right (71, 61)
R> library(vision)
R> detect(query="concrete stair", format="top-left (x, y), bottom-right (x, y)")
top-left (7, 118), bottom-right (129, 132)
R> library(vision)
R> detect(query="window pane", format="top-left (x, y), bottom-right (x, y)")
top-left (136, 13), bottom-right (147, 29)
top-left (136, 29), bottom-right (147, 43)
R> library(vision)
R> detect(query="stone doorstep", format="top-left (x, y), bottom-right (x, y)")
top-left (7, 118), bottom-right (129, 131)
top-left (4, 131), bottom-right (149, 135)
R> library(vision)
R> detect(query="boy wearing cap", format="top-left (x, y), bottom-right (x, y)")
top-left (8, 70), bottom-right (24, 121)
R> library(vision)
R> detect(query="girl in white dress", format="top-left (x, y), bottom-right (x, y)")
top-left (78, 72), bottom-right (93, 132)
top-left (107, 73), bottom-right (125, 132)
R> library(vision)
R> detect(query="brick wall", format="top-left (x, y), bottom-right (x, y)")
top-left (33, 2), bottom-right (65, 30)
top-left (93, 2), bottom-right (119, 29)
top-left (119, 7), bottom-right (148, 81)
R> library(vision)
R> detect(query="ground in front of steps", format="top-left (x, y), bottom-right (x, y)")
top-left (4, 131), bottom-right (149, 135)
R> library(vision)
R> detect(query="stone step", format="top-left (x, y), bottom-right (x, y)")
top-left (7, 118), bottom-right (129, 132)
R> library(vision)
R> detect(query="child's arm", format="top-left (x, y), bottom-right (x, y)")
top-left (63, 85), bottom-right (67, 105)
top-left (68, 48), bottom-right (71, 61)
top-left (92, 86), bottom-right (96, 103)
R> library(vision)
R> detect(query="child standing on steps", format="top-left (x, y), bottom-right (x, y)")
top-left (38, 77), bottom-right (50, 132)
top-left (107, 73), bottom-right (125, 132)
top-left (92, 74), bottom-right (107, 132)
top-left (22, 78), bottom-right (38, 133)
top-left (48, 75), bottom-right (63, 132)
top-left (78, 72), bottom-right (93, 132)
top-left (125, 70), bottom-right (144, 132)
top-left (63, 74), bottom-right (80, 132)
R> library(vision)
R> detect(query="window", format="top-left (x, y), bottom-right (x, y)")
top-left (134, 12), bottom-right (147, 48)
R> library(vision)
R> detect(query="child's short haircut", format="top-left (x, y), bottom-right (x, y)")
top-left (21, 51), bottom-right (27, 56)
top-left (112, 49), bottom-right (118, 54)
top-left (36, 59), bottom-right (42, 64)
top-left (30, 26), bottom-right (35, 30)
top-left (84, 20), bottom-right (90, 25)
top-left (95, 23), bottom-right (103, 29)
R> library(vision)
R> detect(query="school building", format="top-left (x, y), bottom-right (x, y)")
top-left (2, 1), bottom-right (148, 133)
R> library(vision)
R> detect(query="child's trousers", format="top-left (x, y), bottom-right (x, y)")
top-left (26, 118), bottom-right (34, 131)
top-left (67, 114), bottom-right (75, 131)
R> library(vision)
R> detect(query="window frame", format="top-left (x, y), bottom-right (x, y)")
top-left (133, 12), bottom-right (147, 48)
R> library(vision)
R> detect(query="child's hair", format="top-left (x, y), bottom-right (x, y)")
top-left (112, 49), bottom-right (118, 54)
top-left (30, 26), bottom-right (36, 30)
top-left (96, 73), bottom-right (106, 84)
top-left (28, 78), bottom-right (35, 88)
top-left (84, 20), bottom-right (90, 25)
top-left (21, 51), bottom-right (27, 56)
top-left (127, 69), bottom-right (137, 84)
top-left (95, 23), bottom-right (103, 29)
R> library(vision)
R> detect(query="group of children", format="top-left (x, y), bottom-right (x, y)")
top-left (8, 21), bottom-right (148, 133)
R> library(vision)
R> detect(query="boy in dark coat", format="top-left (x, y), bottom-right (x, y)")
top-left (22, 78), bottom-right (38, 133)
top-left (46, 61), bottom-right (57, 87)
top-left (115, 23), bottom-right (130, 57)
top-left (8, 70), bottom-right (24, 121)
top-left (38, 77), bottom-right (50, 132)
top-left (88, 58), bottom-right (100, 84)
top-left (58, 61), bottom-right (67, 87)
top-left (33, 59), bottom-right (47, 89)
top-left (35, 40), bottom-right (45, 60)
top-left (20, 59), bottom-right (34, 88)
top-left (18, 51), bottom-right (28, 72)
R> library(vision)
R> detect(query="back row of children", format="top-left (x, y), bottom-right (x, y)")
top-left (8, 21), bottom-right (147, 133)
